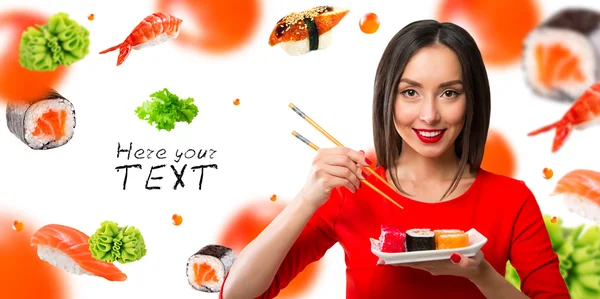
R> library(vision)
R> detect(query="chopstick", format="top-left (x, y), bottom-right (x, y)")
top-left (288, 103), bottom-right (399, 194)
top-left (292, 131), bottom-right (404, 209)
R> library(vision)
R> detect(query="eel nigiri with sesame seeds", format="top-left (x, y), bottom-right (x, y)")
top-left (268, 6), bottom-right (349, 56)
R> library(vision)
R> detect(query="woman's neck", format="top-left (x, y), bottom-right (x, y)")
top-left (394, 144), bottom-right (461, 182)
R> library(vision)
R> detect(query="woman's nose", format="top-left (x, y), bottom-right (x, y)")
top-left (418, 97), bottom-right (440, 124)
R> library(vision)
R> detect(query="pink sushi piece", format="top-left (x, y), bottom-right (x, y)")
top-left (379, 225), bottom-right (406, 253)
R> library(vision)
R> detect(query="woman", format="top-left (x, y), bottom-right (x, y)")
top-left (221, 20), bottom-right (570, 299)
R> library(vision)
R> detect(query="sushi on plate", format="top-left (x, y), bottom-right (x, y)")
top-left (268, 5), bottom-right (349, 56)
top-left (405, 228), bottom-right (436, 252)
top-left (552, 169), bottom-right (600, 223)
top-left (6, 89), bottom-right (75, 150)
top-left (378, 225), bottom-right (406, 253)
top-left (186, 244), bottom-right (237, 293)
top-left (30, 224), bottom-right (127, 281)
top-left (522, 8), bottom-right (600, 102)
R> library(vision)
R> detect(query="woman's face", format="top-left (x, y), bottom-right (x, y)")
top-left (394, 44), bottom-right (467, 159)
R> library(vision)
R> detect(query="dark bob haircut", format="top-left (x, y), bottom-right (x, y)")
top-left (372, 19), bottom-right (491, 200)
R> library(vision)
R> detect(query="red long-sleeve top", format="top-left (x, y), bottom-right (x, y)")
top-left (220, 168), bottom-right (570, 298)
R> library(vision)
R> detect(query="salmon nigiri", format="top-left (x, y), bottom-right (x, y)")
top-left (552, 169), bottom-right (600, 223)
top-left (528, 82), bottom-right (600, 153)
top-left (30, 224), bottom-right (127, 282)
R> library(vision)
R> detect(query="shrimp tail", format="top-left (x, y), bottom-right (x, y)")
top-left (527, 121), bottom-right (560, 136)
top-left (551, 122), bottom-right (573, 153)
top-left (99, 42), bottom-right (132, 66)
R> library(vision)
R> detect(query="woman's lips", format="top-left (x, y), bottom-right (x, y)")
top-left (413, 128), bottom-right (446, 143)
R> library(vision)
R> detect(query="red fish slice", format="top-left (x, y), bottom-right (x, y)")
top-left (528, 82), bottom-right (600, 152)
top-left (30, 224), bottom-right (127, 282)
top-left (552, 169), bottom-right (600, 223)
top-left (99, 12), bottom-right (182, 66)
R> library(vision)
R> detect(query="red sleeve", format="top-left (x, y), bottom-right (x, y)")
top-left (219, 187), bottom-right (346, 299)
top-left (509, 182), bottom-right (570, 298)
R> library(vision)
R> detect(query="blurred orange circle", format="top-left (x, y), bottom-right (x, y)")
top-left (0, 212), bottom-right (68, 299)
top-left (156, 0), bottom-right (261, 54)
top-left (437, 0), bottom-right (541, 66)
top-left (481, 129), bottom-right (517, 177)
top-left (218, 200), bottom-right (322, 298)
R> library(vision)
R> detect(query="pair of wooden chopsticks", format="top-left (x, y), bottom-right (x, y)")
top-left (288, 103), bottom-right (403, 209)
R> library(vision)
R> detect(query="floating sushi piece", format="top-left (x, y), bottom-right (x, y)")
top-left (436, 233), bottom-right (469, 250)
top-left (6, 89), bottom-right (75, 150)
top-left (522, 8), bottom-right (600, 102)
top-left (186, 244), bottom-right (236, 293)
top-left (30, 224), bottom-right (127, 281)
top-left (552, 169), bottom-right (600, 223)
top-left (527, 82), bottom-right (600, 153)
top-left (268, 6), bottom-right (349, 56)
top-left (99, 12), bottom-right (183, 66)
top-left (378, 225), bottom-right (406, 253)
top-left (405, 229), bottom-right (436, 252)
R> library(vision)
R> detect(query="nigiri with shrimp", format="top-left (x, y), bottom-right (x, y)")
top-left (99, 12), bottom-right (182, 66)
top-left (528, 82), bottom-right (600, 152)
top-left (268, 6), bottom-right (349, 56)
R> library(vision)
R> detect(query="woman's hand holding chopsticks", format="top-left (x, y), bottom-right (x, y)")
top-left (298, 147), bottom-right (370, 209)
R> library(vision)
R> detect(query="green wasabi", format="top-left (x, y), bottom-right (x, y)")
top-left (19, 12), bottom-right (90, 71)
top-left (506, 215), bottom-right (600, 298)
top-left (88, 220), bottom-right (147, 264)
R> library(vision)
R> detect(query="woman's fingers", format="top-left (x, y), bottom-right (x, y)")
top-left (319, 173), bottom-right (359, 193)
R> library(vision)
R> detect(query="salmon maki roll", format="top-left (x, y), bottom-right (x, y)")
top-left (522, 8), bottom-right (600, 102)
top-left (436, 233), bottom-right (469, 250)
top-left (268, 6), bottom-right (349, 56)
top-left (6, 89), bottom-right (75, 150)
top-left (186, 244), bottom-right (236, 293)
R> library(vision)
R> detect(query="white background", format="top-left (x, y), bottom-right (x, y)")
top-left (0, 0), bottom-right (599, 298)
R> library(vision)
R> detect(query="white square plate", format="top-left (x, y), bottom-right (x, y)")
top-left (370, 228), bottom-right (488, 265)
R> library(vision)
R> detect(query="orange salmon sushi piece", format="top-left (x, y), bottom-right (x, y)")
top-left (30, 224), bottom-right (127, 281)
top-left (523, 9), bottom-right (600, 102)
top-left (186, 244), bottom-right (237, 293)
top-left (434, 229), bottom-right (464, 246)
top-left (436, 233), bottom-right (470, 250)
top-left (552, 169), bottom-right (600, 223)
top-left (6, 89), bottom-right (75, 150)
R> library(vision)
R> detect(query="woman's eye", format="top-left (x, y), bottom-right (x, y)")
top-left (403, 89), bottom-right (417, 97)
top-left (443, 90), bottom-right (458, 97)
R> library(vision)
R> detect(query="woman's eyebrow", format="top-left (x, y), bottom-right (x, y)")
top-left (439, 80), bottom-right (463, 88)
top-left (399, 78), bottom-right (463, 88)
top-left (399, 78), bottom-right (422, 87)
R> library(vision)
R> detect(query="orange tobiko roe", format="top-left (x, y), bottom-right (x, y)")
top-left (0, 212), bottom-right (68, 299)
top-left (218, 200), bottom-right (322, 298)
top-left (0, 11), bottom-right (68, 104)
top-left (156, 0), bottom-right (261, 54)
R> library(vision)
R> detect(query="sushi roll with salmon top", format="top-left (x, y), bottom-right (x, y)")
top-left (522, 8), bottom-right (600, 102)
top-left (268, 6), bottom-right (349, 56)
top-left (6, 89), bottom-right (75, 150)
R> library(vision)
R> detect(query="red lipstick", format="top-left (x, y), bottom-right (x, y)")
top-left (413, 128), bottom-right (446, 144)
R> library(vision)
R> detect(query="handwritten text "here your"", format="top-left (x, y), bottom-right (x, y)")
top-left (115, 142), bottom-right (218, 190)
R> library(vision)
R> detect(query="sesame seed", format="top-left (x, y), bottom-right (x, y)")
top-left (280, 6), bottom-right (330, 27)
